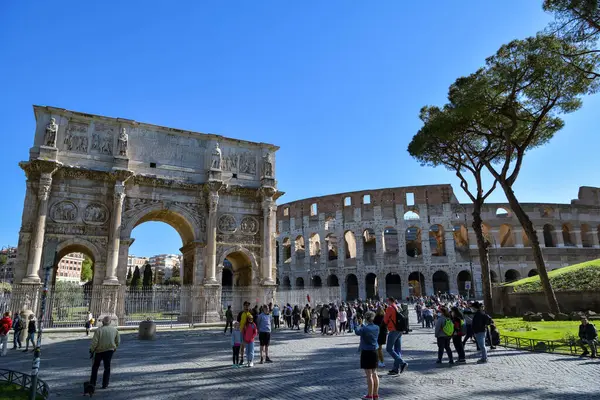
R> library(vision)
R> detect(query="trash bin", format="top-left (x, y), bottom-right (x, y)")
top-left (138, 318), bottom-right (156, 340)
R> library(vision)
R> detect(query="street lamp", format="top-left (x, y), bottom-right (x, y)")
top-left (454, 206), bottom-right (475, 299)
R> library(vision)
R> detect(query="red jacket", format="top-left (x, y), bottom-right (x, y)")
top-left (383, 304), bottom-right (398, 332)
top-left (0, 316), bottom-right (12, 336)
top-left (242, 322), bottom-right (258, 343)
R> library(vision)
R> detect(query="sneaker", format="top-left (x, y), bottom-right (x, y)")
top-left (361, 396), bottom-right (373, 399)
top-left (260, 358), bottom-right (264, 364)
top-left (476, 359), bottom-right (488, 364)
top-left (387, 370), bottom-right (399, 376)
top-left (458, 359), bottom-right (467, 363)
top-left (232, 364), bottom-right (238, 368)
top-left (249, 362), bottom-right (254, 367)
top-left (265, 358), bottom-right (273, 363)
top-left (400, 363), bottom-right (408, 373)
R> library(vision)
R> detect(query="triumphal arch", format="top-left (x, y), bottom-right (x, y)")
top-left (13, 105), bottom-right (280, 322)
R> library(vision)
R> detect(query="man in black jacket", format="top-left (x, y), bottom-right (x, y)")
top-left (471, 302), bottom-right (491, 364)
top-left (579, 317), bottom-right (598, 358)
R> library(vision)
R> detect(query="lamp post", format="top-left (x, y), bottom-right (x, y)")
top-left (455, 206), bottom-right (475, 299)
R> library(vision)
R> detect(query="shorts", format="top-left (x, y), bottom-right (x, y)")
top-left (360, 350), bottom-right (378, 369)
top-left (259, 332), bottom-right (271, 346)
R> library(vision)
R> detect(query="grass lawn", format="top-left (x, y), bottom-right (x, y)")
top-left (504, 259), bottom-right (600, 292)
top-left (0, 382), bottom-right (44, 400)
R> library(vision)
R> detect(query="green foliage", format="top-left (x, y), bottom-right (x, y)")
top-left (142, 263), bottom-right (153, 287)
top-left (495, 317), bottom-right (589, 341)
top-left (54, 281), bottom-right (84, 306)
top-left (0, 254), bottom-right (7, 266)
top-left (506, 259), bottom-right (600, 292)
top-left (544, 0), bottom-right (600, 44)
top-left (172, 265), bottom-right (180, 278)
top-left (0, 282), bottom-right (12, 293)
top-left (126, 268), bottom-right (133, 286)
top-left (131, 266), bottom-right (142, 289)
top-left (80, 256), bottom-right (93, 282)
top-left (0, 382), bottom-right (44, 400)
top-left (164, 277), bottom-right (181, 286)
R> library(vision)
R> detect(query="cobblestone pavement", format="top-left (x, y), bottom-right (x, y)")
top-left (1, 312), bottom-right (599, 400)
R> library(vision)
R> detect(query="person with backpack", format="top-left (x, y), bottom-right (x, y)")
top-left (302, 304), bottom-right (311, 333)
top-left (23, 314), bottom-right (37, 352)
top-left (272, 304), bottom-right (280, 329)
top-left (383, 297), bottom-right (408, 376)
top-left (450, 306), bottom-right (466, 363)
top-left (12, 312), bottom-right (23, 350)
top-left (0, 311), bottom-right (12, 356)
top-left (434, 307), bottom-right (454, 364)
top-left (471, 301), bottom-right (491, 364)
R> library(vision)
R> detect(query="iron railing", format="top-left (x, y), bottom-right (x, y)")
top-left (0, 369), bottom-right (50, 399)
top-left (499, 334), bottom-right (585, 356)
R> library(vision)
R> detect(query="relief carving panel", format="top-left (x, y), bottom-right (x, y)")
top-left (218, 214), bottom-right (237, 234)
top-left (91, 123), bottom-right (114, 155)
top-left (222, 150), bottom-right (257, 175)
top-left (84, 203), bottom-right (109, 225)
top-left (240, 216), bottom-right (259, 235)
top-left (50, 201), bottom-right (78, 223)
top-left (63, 122), bottom-right (89, 153)
top-left (128, 128), bottom-right (206, 168)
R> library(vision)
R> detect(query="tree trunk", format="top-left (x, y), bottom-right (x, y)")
top-left (471, 202), bottom-right (494, 315)
top-left (498, 183), bottom-right (560, 314)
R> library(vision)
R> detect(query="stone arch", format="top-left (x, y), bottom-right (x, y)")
top-left (121, 203), bottom-right (199, 244)
top-left (344, 230), bottom-right (357, 259)
top-left (346, 274), bottom-right (359, 301)
top-left (326, 233), bottom-right (338, 260)
top-left (309, 233), bottom-right (321, 256)
top-left (457, 270), bottom-right (472, 296)
top-left (383, 227), bottom-right (399, 253)
top-left (504, 269), bottom-right (521, 282)
top-left (429, 224), bottom-right (445, 256)
top-left (528, 269), bottom-right (538, 277)
top-left (581, 224), bottom-right (592, 247)
top-left (408, 271), bottom-right (425, 297)
top-left (218, 245), bottom-right (259, 286)
top-left (282, 276), bottom-right (291, 289)
top-left (327, 274), bottom-right (339, 287)
top-left (432, 270), bottom-right (450, 294)
top-left (312, 275), bottom-right (322, 287)
top-left (496, 207), bottom-right (510, 218)
top-left (499, 224), bottom-right (515, 247)
top-left (385, 273), bottom-right (402, 299)
top-left (363, 228), bottom-right (376, 264)
top-left (562, 223), bottom-right (574, 246)
top-left (453, 224), bottom-right (468, 251)
top-left (365, 273), bottom-right (378, 299)
top-left (282, 237), bottom-right (292, 262)
top-left (295, 235), bottom-right (306, 259)
top-left (543, 224), bottom-right (556, 247)
top-left (404, 210), bottom-right (420, 221)
top-left (406, 226), bottom-right (422, 257)
top-left (55, 237), bottom-right (104, 285)
top-left (296, 277), bottom-right (305, 289)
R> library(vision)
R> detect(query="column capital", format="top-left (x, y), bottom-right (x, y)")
top-left (38, 176), bottom-right (52, 201)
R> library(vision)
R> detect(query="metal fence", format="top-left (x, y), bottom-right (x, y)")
top-left (499, 334), bottom-right (583, 356)
top-left (2, 284), bottom-right (347, 328)
top-left (0, 368), bottom-right (50, 399)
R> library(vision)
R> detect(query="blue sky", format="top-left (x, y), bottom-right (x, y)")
top-left (1, 1), bottom-right (598, 258)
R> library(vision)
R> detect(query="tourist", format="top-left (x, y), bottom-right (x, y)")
top-left (347, 304), bottom-right (355, 332)
top-left (355, 310), bottom-right (380, 400)
top-left (23, 315), bottom-right (36, 352)
top-left (0, 311), bottom-right (12, 356)
top-left (339, 306), bottom-right (348, 334)
top-left (423, 307), bottom-right (434, 328)
top-left (272, 304), bottom-right (280, 329)
top-left (242, 315), bottom-right (258, 367)
top-left (302, 304), bottom-right (311, 333)
top-left (462, 307), bottom-right (475, 347)
top-left (321, 304), bottom-right (330, 334)
top-left (12, 312), bottom-right (22, 350)
top-left (471, 301), bottom-right (491, 364)
top-left (450, 306), bottom-right (466, 363)
top-left (383, 297), bottom-right (408, 375)
top-left (85, 310), bottom-right (94, 336)
top-left (329, 304), bottom-right (339, 335)
top-left (285, 304), bottom-right (293, 328)
top-left (489, 322), bottom-right (500, 348)
top-left (310, 307), bottom-right (318, 333)
top-left (292, 305), bottom-right (301, 330)
top-left (224, 305), bottom-right (233, 334)
top-left (231, 321), bottom-right (242, 368)
top-left (257, 305), bottom-right (273, 364)
top-left (238, 301), bottom-right (253, 365)
top-left (373, 306), bottom-right (387, 368)
top-left (434, 307), bottom-right (454, 364)
top-left (89, 316), bottom-right (120, 389)
top-left (578, 317), bottom-right (598, 358)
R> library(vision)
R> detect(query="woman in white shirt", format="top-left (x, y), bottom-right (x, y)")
top-left (339, 307), bottom-right (348, 335)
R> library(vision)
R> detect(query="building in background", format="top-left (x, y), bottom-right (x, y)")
top-left (56, 252), bottom-right (84, 283)
top-left (127, 255), bottom-right (149, 276)
top-left (0, 247), bottom-right (17, 283)
top-left (149, 254), bottom-right (182, 281)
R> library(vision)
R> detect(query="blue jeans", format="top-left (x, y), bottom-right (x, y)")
top-left (386, 331), bottom-right (405, 371)
top-left (245, 341), bottom-right (255, 362)
top-left (475, 332), bottom-right (487, 361)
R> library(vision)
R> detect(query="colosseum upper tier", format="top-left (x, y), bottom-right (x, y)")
top-left (275, 184), bottom-right (600, 301)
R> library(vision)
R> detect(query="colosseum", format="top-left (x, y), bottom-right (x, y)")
top-left (275, 184), bottom-right (600, 301)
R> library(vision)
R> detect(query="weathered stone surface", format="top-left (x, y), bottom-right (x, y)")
top-left (541, 312), bottom-right (555, 321)
top-left (138, 319), bottom-right (156, 340)
top-left (556, 312), bottom-right (570, 321)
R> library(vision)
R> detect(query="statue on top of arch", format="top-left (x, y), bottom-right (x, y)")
top-left (117, 127), bottom-right (128, 157)
top-left (44, 117), bottom-right (58, 147)
top-left (211, 142), bottom-right (222, 170)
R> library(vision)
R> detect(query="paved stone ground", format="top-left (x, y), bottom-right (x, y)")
top-left (1, 312), bottom-right (600, 399)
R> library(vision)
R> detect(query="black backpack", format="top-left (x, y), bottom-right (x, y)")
top-left (394, 307), bottom-right (407, 332)
top-left (236, 311), bottom-right (243, 323)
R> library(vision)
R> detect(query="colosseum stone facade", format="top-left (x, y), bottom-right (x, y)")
top-left (276, 185), bottom-right (600, 301)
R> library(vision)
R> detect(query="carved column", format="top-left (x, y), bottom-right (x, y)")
top-left (555, 229), bottom-right (565, 247)
top-left (536, 228), bottom-right (546, 248)
top-left (104, 181), bottom-right (126, 285)
top-left (205, 182), bottom-right (222, 284)
top-left (591, 230), bottom-right (600, 249)
top-left (261, 187), bottom-right (276, 284)
top-left (573, 229), bottom-right (583, 248)
top-left (23, 173), bottom-right (53, 284)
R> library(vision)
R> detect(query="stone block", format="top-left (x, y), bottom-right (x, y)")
top-left (529, 314), bottom-right (543, 322)
top-left (541, 312), bottom-right (555, 321)
top-left (138, 319), bottom-right (156, 340)
top-left (556, 313), bottom-right (570, 321)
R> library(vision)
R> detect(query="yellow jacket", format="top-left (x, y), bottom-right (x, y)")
top-left (91, 325), bottom-right (120, 353)
top-left (240, 311), bottom-right (253, 331)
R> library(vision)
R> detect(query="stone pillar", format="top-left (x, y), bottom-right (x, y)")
top-left (104, 181), bottom-right (126, 285)
top-left (358, 275), bottom-right (366, 300)
top-left (490, 228), bottom-right (500, 248)
top-left (377, 278), bottom-right (385, 300)
top-left (591, 230), bottom-right (600, 249)
top-left (444, 229), bottom-right (456, 263)
top-left (514, 228), bottom-right (524, 248)
top-left (23, 173), bottom-right (53, 284)
top-left (424, 273), bottom-right (434, 297)
top-left (205, 182), bottom-right (222, 284)
top-left (449, 274), bottom-right (459, 294)
top-left (555, 229), bottom-right (565, 247)
top-left (261, 187), bottom-right (276, 284)
top-left (355, 233), bottom-right (364, 263)
top-left (400, 276), bottom-right (409, 300)
top-left (536, 228), bottom-right (546, 248)
top-left (573, 230), bottom-right (583, 248)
